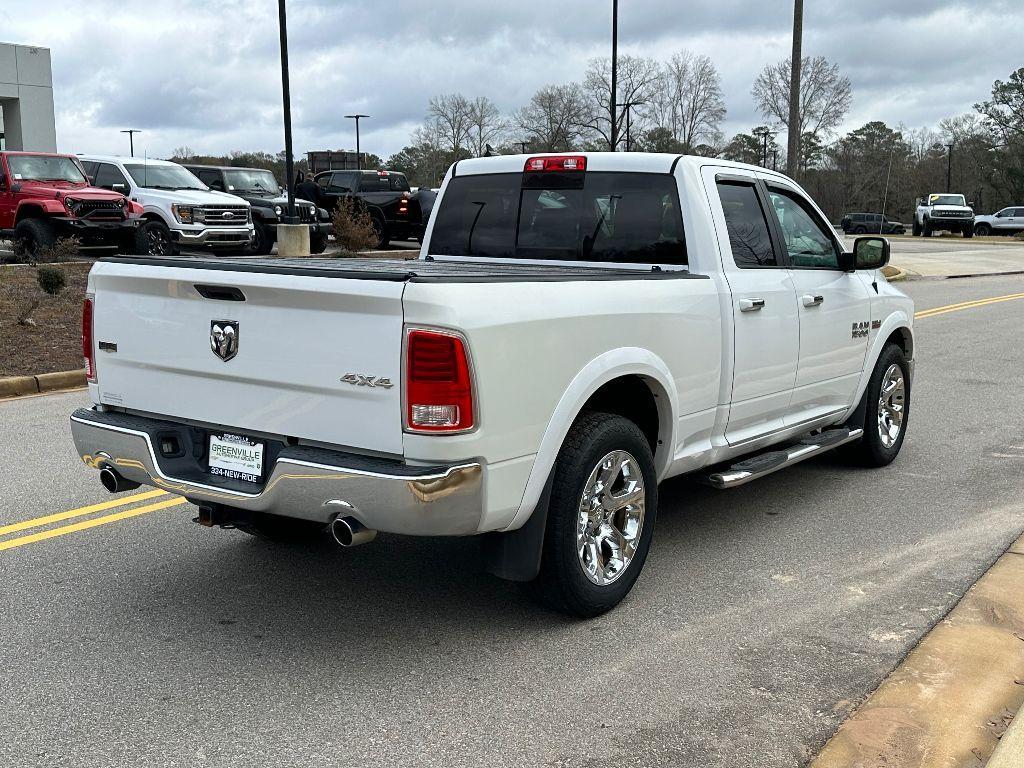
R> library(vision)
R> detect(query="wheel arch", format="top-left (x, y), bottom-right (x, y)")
top-left (845, 313), bottom-right (914, 422)
top-left (505, 348), bottom-right (678, 532)
top-left (14, 203), bottom-right (49, 223)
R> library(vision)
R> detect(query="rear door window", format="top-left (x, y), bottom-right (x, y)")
top-left (428, 172), bottom-right (686, 265)
top-left (716, 181), bottom-right (778, 268)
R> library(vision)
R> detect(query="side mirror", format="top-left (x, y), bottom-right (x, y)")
top-left (112, 183), bottom-right (126, 192)
top-left (87, 175), bottom-right (96, 185)
top-left (968, 201), bottom-right (975, 208)
top-left (853, 236), bottom-right (890, 270)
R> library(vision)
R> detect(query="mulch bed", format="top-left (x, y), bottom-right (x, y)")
top-left (0, 262), bottom-right (92, 377)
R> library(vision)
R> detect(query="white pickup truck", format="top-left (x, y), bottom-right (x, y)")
top-left (70, 153), bottom-right (914, 616)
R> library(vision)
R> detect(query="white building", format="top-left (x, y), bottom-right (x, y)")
top-left (0, 43), bottom-right (56, 152)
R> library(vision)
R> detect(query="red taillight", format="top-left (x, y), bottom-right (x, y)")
top-left (524, 155), bottom-right (587, 173)
top-left (82, 296), bottom-right (96, 382)
top-left (405, 329), bottom-right (474, 433)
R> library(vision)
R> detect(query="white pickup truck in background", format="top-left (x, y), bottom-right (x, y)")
top-left (71, 153), bottom-right (914, 616)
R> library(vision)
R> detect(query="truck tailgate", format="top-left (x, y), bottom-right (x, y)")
top-left (89, 261), bottom-right (406, 456)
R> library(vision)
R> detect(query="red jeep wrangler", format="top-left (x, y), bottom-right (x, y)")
top-left (0, 151), bottom-right (140, 259)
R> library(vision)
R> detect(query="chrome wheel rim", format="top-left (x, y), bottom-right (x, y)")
top-left (877, 364), bottom-right (906, 448)
top-left (147, 227), bottom-right (169, 255)
top-left (576, 450), bottom-right (646, 586)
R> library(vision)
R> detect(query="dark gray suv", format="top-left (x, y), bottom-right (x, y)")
top-left (841, 212), bottom-right (906, 235)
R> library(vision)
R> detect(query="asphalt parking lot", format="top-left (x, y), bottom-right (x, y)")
top-left (1, 273), bottom-right (1023, 767)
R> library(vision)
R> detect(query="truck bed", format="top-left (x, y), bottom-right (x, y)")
top-left (99, 255), bottom-right (707, 283)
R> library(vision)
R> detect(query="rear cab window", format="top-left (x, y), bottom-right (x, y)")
top-left (428, 170), bottom-right (686, 266)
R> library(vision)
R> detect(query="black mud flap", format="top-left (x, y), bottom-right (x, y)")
top-left (481, 473), bottom-right (554, 582)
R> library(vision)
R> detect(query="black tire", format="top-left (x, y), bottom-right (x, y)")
top-left (249, 222), bottom-right (274, 255)
top-left (12, 218), bottom-right (57, 261)
top-left (853, 225), bottom-right (867, 235)
top-left (523, 412), bottom-right (658, 618)
top-left (309, 231), bottom-right (329, 254)
top-left (912, 218), bottom-right (921, 237)
top-left (975, 223), bottom-right (991, 237)
top-left (370, 214), bottom-right (389, 250)
top-left (839, 344), bottom-right (910, 468)
top-left (234, 512), bottom-right (327, 543)
top-left (135, 219), bottom-right (177, 256)
top-left (963, 225), bottom-right (974, 239)
top-left (922, 218), bottom-right (932, 237)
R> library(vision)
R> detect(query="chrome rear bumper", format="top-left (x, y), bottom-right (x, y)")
top-left (70, 408), bottom-right (483, 536)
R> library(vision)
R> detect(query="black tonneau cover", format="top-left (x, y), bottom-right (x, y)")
top-left (99, 255), bottom-right (707, 283)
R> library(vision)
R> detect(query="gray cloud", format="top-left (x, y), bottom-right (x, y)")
top-left (0, 0), bottom-right (1016, 160)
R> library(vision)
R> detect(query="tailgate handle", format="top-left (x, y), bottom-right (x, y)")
top-left (194, 284), bottom-right (246, 302)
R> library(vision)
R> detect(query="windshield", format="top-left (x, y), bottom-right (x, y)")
top-left (224, 169), bottom-right (280, 194)
top-left (929, 194), bottom-right (966, 207)
top-left (428, 172), bottom-right (686, 265)
top-left (124, 164), bottom-right (206, 191)
top-left (7, 155), bottom-right (86, 183)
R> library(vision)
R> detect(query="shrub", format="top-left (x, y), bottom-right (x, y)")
top-left (1014, 231), bottom-right (1024, 241)
top-left (36, 236), bottom-right (82, 264)
top-left (37, 265), bottom-right (67, 296)
top-left (330, 198), bottom-right (379, 254)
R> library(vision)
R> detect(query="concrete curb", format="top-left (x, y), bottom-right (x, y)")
top-left (881, 265), bottom-right (908, 282)
top-left (0, 369), bottom-right (86, 399)
top-left (810, 534), bottom-right (1024, 768)
top-left (987, 709), bottom-right (1024, 767)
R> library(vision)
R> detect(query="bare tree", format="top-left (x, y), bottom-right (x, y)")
top-left (427, 93), bottom-right (473, 153)
top-left (466, 96), bottom-right (505, 157)
top-left (512, 85), bottom-right (590, 152)
top-left (752, 55), bottom-right (852, 148)
top-left (661, 52), bottom-right (726, 152)
top-left (582, 55), bottom-right (662, 149)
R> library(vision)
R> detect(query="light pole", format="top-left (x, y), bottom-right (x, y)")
top-left (276, 0), bottom-right (298, 223)
top-left (610, 0), bottom-right (618, 151)
top-left (787, 0), bottom-right (803, 177)
top-left (120, 129), bottom-right (141, 157)
top-left (946, 143), bottom-right (954, 192)
top-left (616, 102), bottom-right (636, 151)
top-left (345, 114), bottom-right (369, 170)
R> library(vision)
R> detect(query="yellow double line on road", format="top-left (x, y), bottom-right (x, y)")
top-left (0, 489), bottom-right (186, 552)
top-left (915, 291), bottom-right (1024, 319)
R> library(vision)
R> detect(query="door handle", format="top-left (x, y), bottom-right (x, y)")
top-left (739, 298), bottom-right (766, 312)
top-left (802, 294), bottom-right (825, 307)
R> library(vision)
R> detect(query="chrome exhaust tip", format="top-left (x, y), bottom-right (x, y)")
top-left (99, 466), bottom-right (141, 494)
top-left (330, 515), bottom-right (377, 547)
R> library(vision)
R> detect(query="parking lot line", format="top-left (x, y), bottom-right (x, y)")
top-left (0, 488), bottom-right (168, 537)
top-left (0, 496), bottom-right (186, 552)
top-left (915, 292), bottom-right (1024, 319)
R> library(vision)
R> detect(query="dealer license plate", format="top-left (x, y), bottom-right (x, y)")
top-left (208, 433), bottom-right (264, 484)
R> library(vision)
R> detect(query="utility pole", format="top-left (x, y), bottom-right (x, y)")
top-left (517, 141), bottom-right (529, 154)
top-left (787, 0), bottom-right (803, 178)
top-left (276, 0), bottom-right (297, 223)
top-left (120, 129), bottom-right (141, 157)
top-left (946, 143), bottom-right (954, 192)
top-left (345, 114), bottom-right (369, 170)
top-left (610, 0), bottom-right (618, 151)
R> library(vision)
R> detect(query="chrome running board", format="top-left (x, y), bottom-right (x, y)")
top-left (703, 427), bottom-right (864, 489)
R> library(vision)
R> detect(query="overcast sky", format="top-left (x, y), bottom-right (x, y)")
top-left (0, 0), bottom-right (1017, 160)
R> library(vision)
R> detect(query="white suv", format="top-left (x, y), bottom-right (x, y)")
top-left (79, 155), bottom-right (254, 255)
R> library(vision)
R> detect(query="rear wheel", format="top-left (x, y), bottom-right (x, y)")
top-left (135, 219), bottom-right (177, 256)
top-left (370, 214), bottom-right (389, 250)
top-left (12, 218), bottom-right (57, 261)
top-left (840, 344), bottom-right (910, 468)
top-left (523, 412), bottom-right (657, 617)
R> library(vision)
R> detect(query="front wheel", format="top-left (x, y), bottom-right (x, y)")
top-left (523, 412), bottom-right (658, 617)
top-left (840, 344), bottom-right (910, 467)
top-left (974, 223), bottom-right (991, 237)
top-left (309, 231), bottom-right (329, 254)
top-left (249, 222), bottom-right (274, 255)
top-left (912, 219), bottom-right (922, 237)
top-left (135, 220), bottom-right (177, 256)
top-left (12, 218), bottom-right (58, 261)
top-left (922, 218), bottom-right (933, 237)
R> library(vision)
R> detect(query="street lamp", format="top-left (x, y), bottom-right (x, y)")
top-left (610, 0), bottom-right (618, 151)
top-left (120, 129), bottom-right (141, 157)
top-left (616, 102), bottom-right (636, 151)
top-left (276, 0), bottom-right (298, 224)
top-left (946, 143), bottom-right (954, 193)
top-left (344, 114), bottom-right (369, 170)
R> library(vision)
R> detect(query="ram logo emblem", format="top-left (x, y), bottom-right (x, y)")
top-left (341, 373), bottom-right (393, 389)
top-left (210, 321), bottom-right (239, 361)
